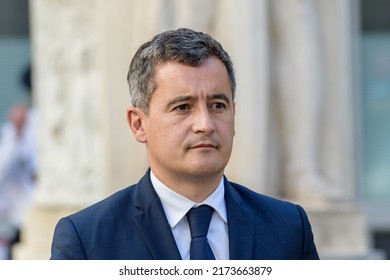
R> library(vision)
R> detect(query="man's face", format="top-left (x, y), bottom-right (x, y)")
top-left (133, 57), bottom-right (235, 182)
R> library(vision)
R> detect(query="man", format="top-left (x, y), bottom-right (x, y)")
top-left (0, 65), bottom-right (37, 259)
top-left (0, 104), bottom-right (31, 260)
top-left (50, 28), bottom-right (319, 260)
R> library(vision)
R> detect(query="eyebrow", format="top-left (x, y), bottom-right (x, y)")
top-left (166, 95), bottom-right (195, 109)
top-left (209, 93), bottom-right (230, 104)
top-left (166, 93), bottom-right (231, 109)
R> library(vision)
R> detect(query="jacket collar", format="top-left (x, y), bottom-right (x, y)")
top-left (132, 169), bottom-right (182, 259)
top-left (224, 177), bottom-right (256, 260)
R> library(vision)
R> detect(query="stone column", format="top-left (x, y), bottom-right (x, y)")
top-left (268, 0), bottom-right (376, 259)
top-left (14, 0), bottom-right (152, 259)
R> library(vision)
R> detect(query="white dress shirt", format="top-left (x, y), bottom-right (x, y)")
top-left (150, 171), bottom-right (229, 260)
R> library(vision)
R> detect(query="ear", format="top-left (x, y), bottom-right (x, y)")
top-left (233, 101), bottom-right (236, 136)
top-left (126, 106), bottom-right (147, 143)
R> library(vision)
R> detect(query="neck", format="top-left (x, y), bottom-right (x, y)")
top-left (151, 168), bottom-right (223, 202)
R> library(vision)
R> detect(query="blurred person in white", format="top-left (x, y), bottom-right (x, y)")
top-left (0, 64), bottom-right (37, 259)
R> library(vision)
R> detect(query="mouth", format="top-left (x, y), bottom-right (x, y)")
top-left (190, 143), bottom-right (218, 149)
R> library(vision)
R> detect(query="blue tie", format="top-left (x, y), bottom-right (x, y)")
top-left (186, 205), bottom-right (216, 260)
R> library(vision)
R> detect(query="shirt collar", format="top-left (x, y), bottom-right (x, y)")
top-left (150, 171), bottom-right (227, 229)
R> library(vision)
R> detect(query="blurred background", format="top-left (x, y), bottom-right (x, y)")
top-left (0, 0), bottom-right (389, 260)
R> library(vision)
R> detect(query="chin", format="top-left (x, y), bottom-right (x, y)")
top-left (187, 163), bottom-right (226, 178)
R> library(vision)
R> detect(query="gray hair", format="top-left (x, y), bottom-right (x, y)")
top-left (127, 28), bottom-right (236, 114)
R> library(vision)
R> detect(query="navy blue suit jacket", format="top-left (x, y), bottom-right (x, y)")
top-left (50, 170), bottom-right (319, 259)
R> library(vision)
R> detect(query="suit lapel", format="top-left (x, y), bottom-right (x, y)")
top-left (132, 170), bottom-right (182, 260)
top-left (224, 178), bottom-right (256, 260)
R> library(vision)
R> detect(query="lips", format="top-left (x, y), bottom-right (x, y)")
top-left (190, 142), bottom-right (218, 149)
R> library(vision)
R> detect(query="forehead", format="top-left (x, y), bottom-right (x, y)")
top-left (153, 57), bottom-right (230, 89)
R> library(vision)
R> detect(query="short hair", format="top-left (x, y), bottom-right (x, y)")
top-left (127, 28), bottom-right (236, 114)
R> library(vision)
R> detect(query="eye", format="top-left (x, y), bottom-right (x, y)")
top-left (173, 104), bottom-right (191, 112)
top-left (210, 102), bottom-right (226, 111)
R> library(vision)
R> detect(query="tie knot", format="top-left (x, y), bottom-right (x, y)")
top-left (186, 205), bottom-right (214, 238)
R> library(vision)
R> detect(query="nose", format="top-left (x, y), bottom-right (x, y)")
top-left (192, 107), bottom-right (216, 135)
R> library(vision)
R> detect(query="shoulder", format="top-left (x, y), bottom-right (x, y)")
top-left (225, 180), bottom-right (308, 221)
top-left (227, 180), bottom-right (296, 208)
top-left (225, 180), bottom-right (319, 260)
top-left (66, 184), bottom-right (138, 228)
top-left (62, 170), bottom-right (154, 228)
top-left (51, 184), bottom-right (141, 260)
top-left (0, 122), bottom-right (16, 141)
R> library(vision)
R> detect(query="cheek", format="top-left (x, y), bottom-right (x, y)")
top-left (147, 122), bottom-right (186, 147)
top-left (218, 117), bottom-right (235, 136)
